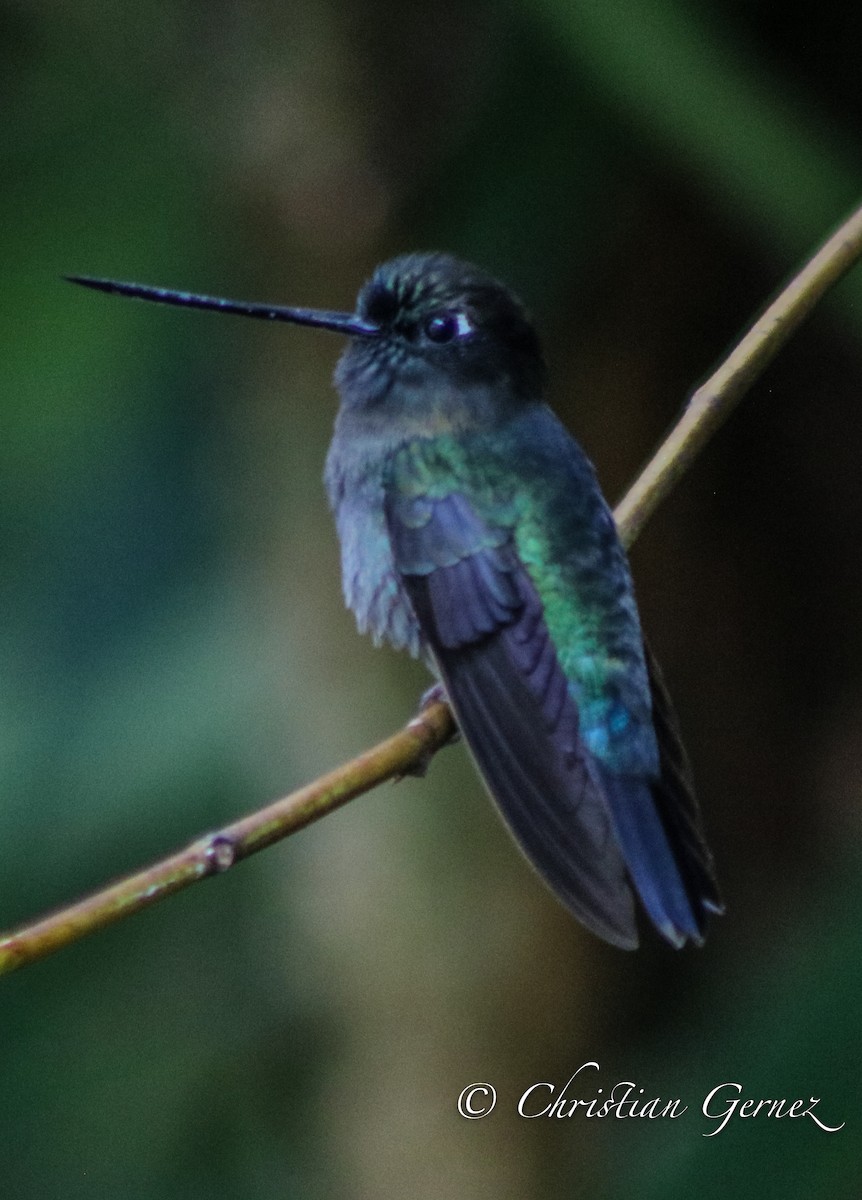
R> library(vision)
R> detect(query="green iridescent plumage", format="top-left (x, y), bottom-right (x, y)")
top-left (384, 424), bottom-right (655, 775)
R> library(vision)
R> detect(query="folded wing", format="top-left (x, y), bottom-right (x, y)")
top-left (387, 487), bottom-right (720, 948)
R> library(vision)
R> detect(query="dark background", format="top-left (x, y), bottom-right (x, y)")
top-left (1, 1), bottom-right (861, 1195)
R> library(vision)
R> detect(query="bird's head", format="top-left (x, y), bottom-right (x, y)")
top-left (335, 253), bottom-right (547, 424)
top-left (67, 252), bottom-right (547, 432)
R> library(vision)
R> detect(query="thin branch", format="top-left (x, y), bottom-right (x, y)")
top-left (615, 202), bottom-right (862, 547)
top-left (2, 201), bottom-right (862, 976)
top-left (0, 700), bottom-right (456, 974)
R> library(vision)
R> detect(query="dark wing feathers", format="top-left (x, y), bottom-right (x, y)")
top-left (408, 567), bottom-right (638, 948)
top-left (425, 554), bottom-right (515, 646)
top-left (644, 646), bottom-right (724, 917)
top-left (389, 490), bottom-right (509, 574)
top-left (386, 488), bottom-right (718, 948)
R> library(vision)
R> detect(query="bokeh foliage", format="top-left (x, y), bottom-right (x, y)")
top-left (1, 1), bottom-right (861, 1195)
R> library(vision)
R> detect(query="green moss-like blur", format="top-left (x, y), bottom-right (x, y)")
top-left (2, 1), bottom-right (861, 1195)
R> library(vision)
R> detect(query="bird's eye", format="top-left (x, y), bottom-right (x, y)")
top-left (422, 310), bottom-right (474, 343)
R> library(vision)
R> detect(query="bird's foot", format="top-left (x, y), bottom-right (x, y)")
top-left (417, 681), bottom-right (453, 715)
top-left (399, 684), bottom-right (460, 779)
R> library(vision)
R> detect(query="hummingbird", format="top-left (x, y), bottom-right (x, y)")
top-left (68, 253), bottom-right (722, 949)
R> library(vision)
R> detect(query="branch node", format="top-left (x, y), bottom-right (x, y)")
top-left (198, 834), bottom-right (237, 874)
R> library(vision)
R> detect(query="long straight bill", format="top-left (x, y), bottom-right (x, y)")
top-left (65, 275), bottom-right (380, 337)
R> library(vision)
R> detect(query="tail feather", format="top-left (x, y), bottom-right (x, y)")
top-left (645, 646), bottom-right (724, 919)
top-left (596, 766), bottom-right (704, 948)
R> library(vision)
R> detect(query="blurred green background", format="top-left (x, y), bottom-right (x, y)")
top-left (2, 0), bottom-right (861, 1195)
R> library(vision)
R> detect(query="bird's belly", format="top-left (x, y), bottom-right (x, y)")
top-left (343, 545), bottom-right (421, 657)
top-left (326, 451), bottom-right (422, 657)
